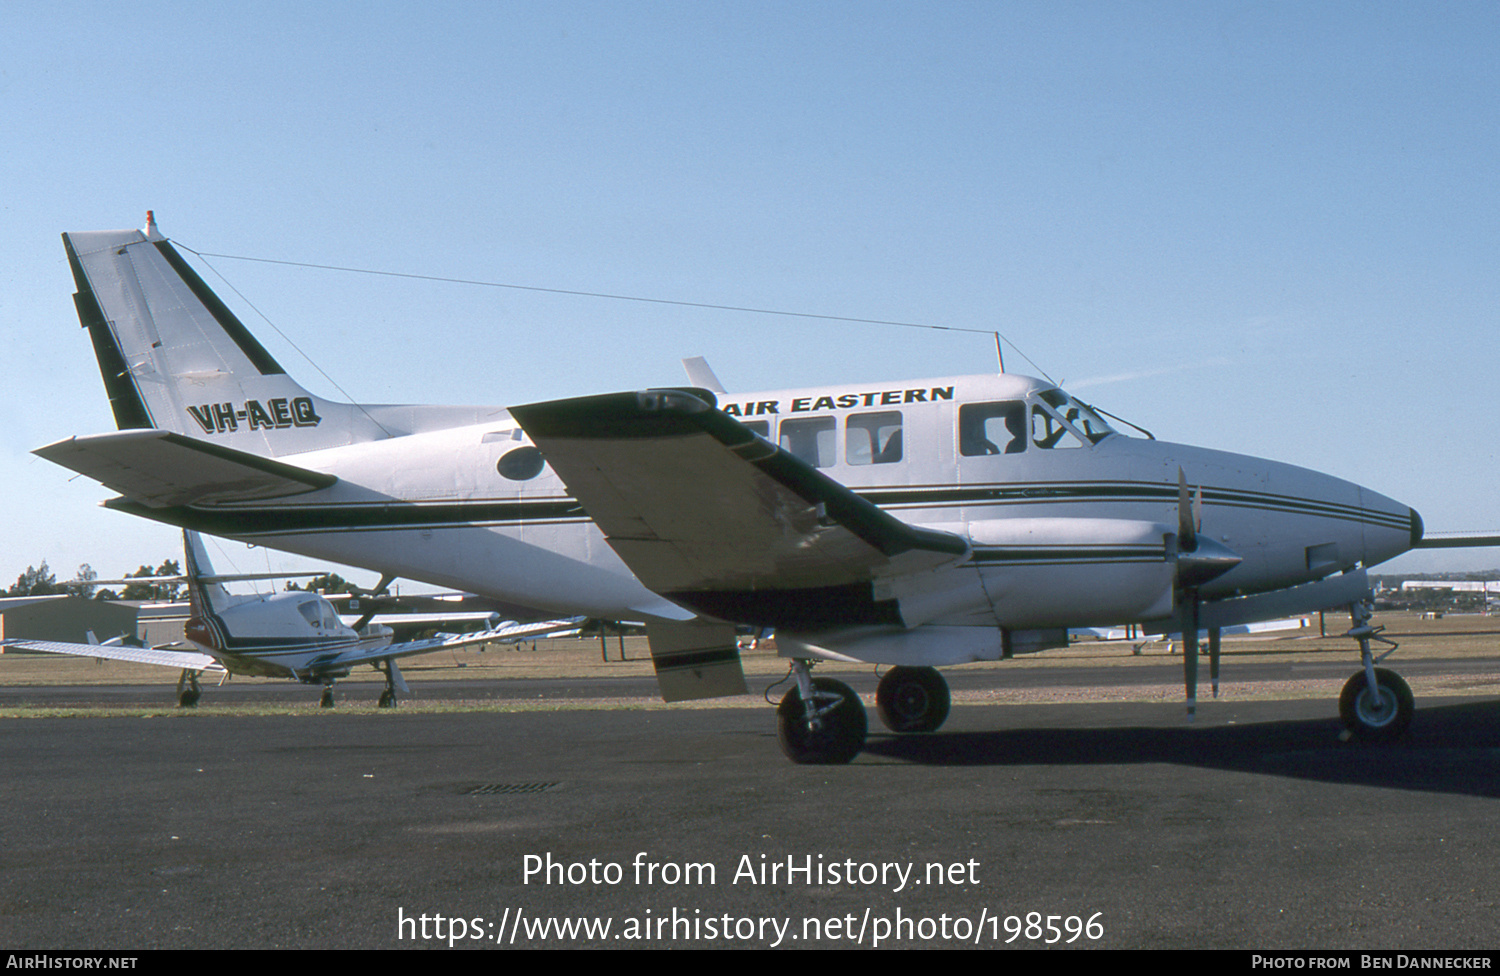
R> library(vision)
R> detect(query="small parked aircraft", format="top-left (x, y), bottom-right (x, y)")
top-left (2, 530), bottom-right (583, 707)
top-left (32, 215), bottom-right (1470, 760)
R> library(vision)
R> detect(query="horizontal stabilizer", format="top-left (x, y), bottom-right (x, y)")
top-left (2, 639), bottom-right (221, 672)
top-left (511, 390), bottom-right (967, 626)
top-left (34, 429), bottom-right (336, 508)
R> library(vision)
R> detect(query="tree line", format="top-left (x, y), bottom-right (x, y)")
top-left (5, 561), bottom-right (352, 601)
top-left (5, 560), bottom-right (185, 601)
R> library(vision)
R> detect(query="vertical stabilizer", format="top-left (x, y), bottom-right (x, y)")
top-left (182, 531), bottom-right (234, 619)
top-left (62, 216), bottom-right (392, 456)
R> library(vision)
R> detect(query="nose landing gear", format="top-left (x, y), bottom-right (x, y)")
top-left (1339, 601), bottom-right (1413, 743)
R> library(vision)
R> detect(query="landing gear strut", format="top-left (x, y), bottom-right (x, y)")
top-left (176, 669), bottom-right (201, 708)
top-left (875, 666), bottom-right (950, 733)
top-left (1339, 601), bottom-right (1413, 743)
top-left (377, 657), bottom-right (407, 709)
top-left (777, 661), bottom-right (866, 764)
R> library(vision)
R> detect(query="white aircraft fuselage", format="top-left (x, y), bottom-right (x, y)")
top-left (74, 373), bottom-right (1417, 663)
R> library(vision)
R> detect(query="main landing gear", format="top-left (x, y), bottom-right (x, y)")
top-left (1338, 601), bottom-right (1413, 743)
top-left (176, 669), bottom-right (202, 708)
top-left (777, 662), bottom-right (952, 764)
top-left (312, 660), bottom-right (405, 709)
top-left (875, 666), bottom-right (951, 733)
top-left (777, 662), bottom-right (867, 765)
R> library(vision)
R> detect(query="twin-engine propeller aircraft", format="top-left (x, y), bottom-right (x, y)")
top-left (2, 529), bottom-right (583, 707)
top-left (36, 215), bottom-right (1444, 761)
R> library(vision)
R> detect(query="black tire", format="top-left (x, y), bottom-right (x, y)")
top-left (1339, 668), bottom-right (1413, 743)
top-left (876, 666), bottom-right (951, 733)
top-left (177, 689), bottom-right (200, 708)
top-left (777, 677), bottom-right (867, 765)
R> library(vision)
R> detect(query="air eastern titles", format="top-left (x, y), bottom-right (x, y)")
top-left (522, 852), bottom-right (980, 894)
top-left (721, 385), bottom-right (955, 418)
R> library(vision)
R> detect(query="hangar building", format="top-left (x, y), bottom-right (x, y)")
top-left (0, 596), bottom-right (139, 646)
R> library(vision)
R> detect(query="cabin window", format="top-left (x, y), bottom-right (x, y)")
top-left (846, 411), bottom-right (903, 465)
top-left (1031, 405), bottom-right (1084, 449)
top-left (779, 416), bottom-right (836, 467)
top-left (959, 401), bottom-right (1028, 456)
top-left (298, 599), bottom-right (339, 632)
top-left (1037, 389), bottom-right (1115, 444)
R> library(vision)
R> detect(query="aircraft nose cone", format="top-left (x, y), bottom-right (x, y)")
top-left (1409, 507), bottom-right (1425, 549)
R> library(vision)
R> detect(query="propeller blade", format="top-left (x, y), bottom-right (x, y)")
top-left (1177, 467), bottom-right (1196, 551)
top-left (1209, 626), bottom-right (1221, 699)
top-left (1181, 591), bottom-right (1200, 720)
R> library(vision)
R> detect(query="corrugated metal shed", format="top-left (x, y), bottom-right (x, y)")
top-left (0, 596), bottom-right (139, 646)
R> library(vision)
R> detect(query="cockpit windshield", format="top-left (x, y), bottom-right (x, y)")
top-left (1037, 389), bottom-right (1116, 444)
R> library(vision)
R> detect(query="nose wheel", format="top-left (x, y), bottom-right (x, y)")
top-left (1339, 601), bottom-right (1412, 742)
top-left (1339, 667), bottom-right (1413, 742)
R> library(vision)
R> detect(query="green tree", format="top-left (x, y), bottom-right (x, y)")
top-left (76, 563), bottom-right (98, 600)
top-left (120, 560), bottom-right (184, 601)
top-left (285, 573), bottom-right (350, 594)
top-left (8, 562), bottom-right (57, 597)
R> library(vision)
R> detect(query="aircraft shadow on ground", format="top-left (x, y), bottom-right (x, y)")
top-left (860, 700), bottom-right (1500, 798)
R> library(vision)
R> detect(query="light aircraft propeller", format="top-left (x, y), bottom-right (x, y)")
top-left (1172, 468), bottom-right (1241, 718)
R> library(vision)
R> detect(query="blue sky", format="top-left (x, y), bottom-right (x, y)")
top-left (2, 0), bottom-right (1497, 586)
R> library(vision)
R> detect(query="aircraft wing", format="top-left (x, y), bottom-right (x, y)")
top-left (510, 390), bottom-right (969, 629)
top-left (1413, 532), bottom-right (1500, 549)
top-left (1, 639), bottom-right (222, 672)
top-left (33, 429), bottom-right (336, 508)
top-left (342, 611), bottom-right (583, 633)
top-left (307, 617), bottom-right (586, 673)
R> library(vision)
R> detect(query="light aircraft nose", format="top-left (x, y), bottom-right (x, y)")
top-left (1358, 486), bottom-right (1424, 569)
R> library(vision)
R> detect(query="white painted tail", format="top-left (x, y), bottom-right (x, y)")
top-left (63, 215), bottom-right (501, 457)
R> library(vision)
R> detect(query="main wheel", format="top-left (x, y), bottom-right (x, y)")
top-left (777, 677), bottom-right (867, 765)
top-left (1339, 668), bottom-right (1413, 743)
top-left (876, 666), bottom-right (950, 733)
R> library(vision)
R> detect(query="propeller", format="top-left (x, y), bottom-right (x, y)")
top-left (1172, 468), bottom-right (1241, 719)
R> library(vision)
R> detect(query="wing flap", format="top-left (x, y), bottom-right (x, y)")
top-left (510, 391), bottom-right (967, 604)
top-left (34, 429), bottom-right (336, 508)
